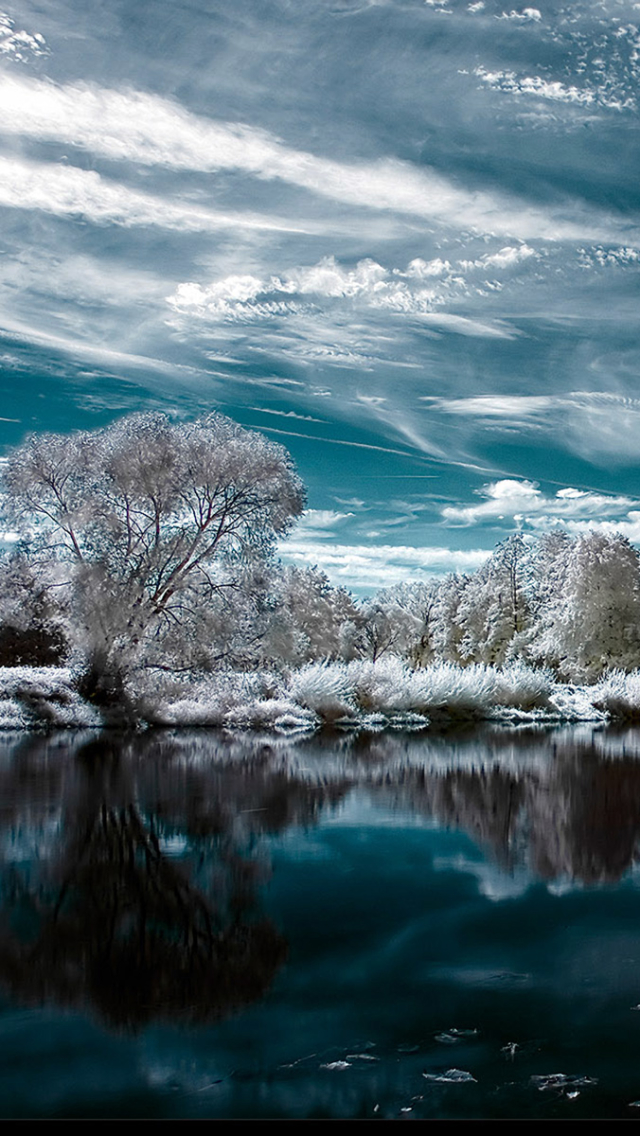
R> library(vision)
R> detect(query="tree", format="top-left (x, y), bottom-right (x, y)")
top-left (1, 412), bottom-right (305, 710)
top-left (456, 534), bottom-right (533, 666)
top-left (261, 565), bottom-right (361, 666)
top-left (370, 580), bottom-right (440, 666)
top-left (532, 531), bottom-right (640, 680)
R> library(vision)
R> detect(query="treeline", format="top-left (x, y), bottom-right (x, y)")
top-left (1, 522), bottom-right (639, 687)
top-left (0, 410), bottom-right (638, 696)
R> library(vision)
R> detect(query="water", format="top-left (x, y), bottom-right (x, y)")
top-left (2, 723), bottom-right (640, 1118)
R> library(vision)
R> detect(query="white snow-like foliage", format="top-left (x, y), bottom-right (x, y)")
top-left (346, 656), bottom-right (426, 712)
top-left (0, 666), bottom-right (102, 728)
top-left (288, 660), bottom-right (356, 721)
top-left (591, 670), bottom-right (640, 721)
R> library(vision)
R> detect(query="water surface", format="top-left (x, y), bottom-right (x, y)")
top-left (2, 724), bottom-right (640, 1119)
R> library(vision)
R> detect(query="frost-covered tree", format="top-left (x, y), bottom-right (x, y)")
top-left (531, 531), bottom-right (640, 680)
top-left (430, 573), bottom-right (470, 664)
top-left (263, 565), bottom-right (361, 665)
top-left (369, 580), bottom-right (440, 665)
top-left (1, 413), bottom-right (305, 706)
top-left (456, 534), bottom-right (533, 666)
top-left (521, 529), bottom-right (574, 671)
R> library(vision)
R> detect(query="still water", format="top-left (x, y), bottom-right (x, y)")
top-left (2, 723), bottom-right (640, 1119)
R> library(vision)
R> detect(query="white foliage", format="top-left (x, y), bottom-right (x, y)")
top-left (591, 670), bottom-right (640, 721)
top-left (288, 660), bottom-right (355, 720)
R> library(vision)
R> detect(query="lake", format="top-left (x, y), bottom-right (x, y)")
top-left (2, 723), bottom-right (640, 1119)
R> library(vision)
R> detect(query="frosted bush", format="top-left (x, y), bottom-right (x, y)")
top-left (591, 670), bottom-right (640, 721)
top-left (223, 698), bottom-right (317, 733)
top-left (492, 663), bottom-right (553, 709)
top-left (0, 666), bottom-right (102, 728)
top-left (288, 661), bottom-right (355, 721)
top-left (548, 684), bottom-right (608, 721)
top-left (346, 656), bottom-right (423, 713)
top-left (412, 663), bottom-right (498, 717)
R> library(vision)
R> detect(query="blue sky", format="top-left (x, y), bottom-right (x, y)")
top-left (1, 0), bottom-right (639, 591)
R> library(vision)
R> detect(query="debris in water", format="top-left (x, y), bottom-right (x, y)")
top-left (321, 1061), bottom-right (351, 1071)
top-left (531, 1074), bottom-right (597, 1093)
top-left (279, 1053), bottom-right (317, 1069)
top-left (566, 1092), bottom-right (580, 1100)
top-left (501, 1042), bottom-right (519, 1060)
top-left (346, 1053), bottom-right (380, 1062)
top-left (435, 1033), bottom-right (460, 1045)
top-left (422, 1068), bottom-right (477, 1084)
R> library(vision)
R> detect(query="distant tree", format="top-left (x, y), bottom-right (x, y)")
top-left (532, 531), bottom-right (640, 680)
top-left (1, 413), bottom-right (305, 710)
top-left (0, 554), bottom-right (68, 665)
top-left (262, 565), bottom-right (361, 665)
top-left (456, 534), bottom-right (533, 666)
top-left (430, 573), bottom-right (470, 665)
top-left (371, 581), bottom-right (440, 666)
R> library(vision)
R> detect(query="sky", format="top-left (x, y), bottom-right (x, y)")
top-left (0, 0), bottom-right (639, 592)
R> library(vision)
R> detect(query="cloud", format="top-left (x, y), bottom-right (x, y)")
top-left (0, 12), bottom-right (48, 63)
top-left (427, 392), bottom-right (640, 465)
top-left (0, 75), bottom-right (636, 242)
top-left (166, 253), bottom-right (531, 339)
top-left (279, 537), bottom-right (491, 591)
top-left (474, 66), bottom-right (634, 111)
top-left (442, 478), bottom-right (638, 528)
top-left (293, 508), bottom-right (355, 539)
top-left (496, 8), bottom-right (542, 21)
top-left (249, 408), bottom-right (326, 423)
top-left (0, 156), bottom-right (307, 234)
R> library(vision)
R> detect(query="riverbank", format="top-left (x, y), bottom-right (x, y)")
top-left (1, 659), bottom-right (639, 734)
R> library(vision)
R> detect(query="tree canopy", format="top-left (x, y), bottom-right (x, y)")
top-left (1, 411), bottom-right (305, 705)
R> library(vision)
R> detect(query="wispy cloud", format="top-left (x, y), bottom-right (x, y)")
top-left (0, 156), bottom-right (309, 234)
top-left (279, 537), bottom-right (491, 591)
top-left (442, 478), bottom-right (638, 528)
top-left (427, 392), bottom-right (640, 465)
top-left (0, 75), bottom-right (636, 241)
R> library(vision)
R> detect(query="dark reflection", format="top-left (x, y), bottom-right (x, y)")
top-left (0, 731), bottom-right (346, 1032)
top-left (2, 724), bottom-right (640, 1031)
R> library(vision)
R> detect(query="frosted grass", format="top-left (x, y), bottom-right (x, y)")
top-left (1, 658), bottom-right (639, 731)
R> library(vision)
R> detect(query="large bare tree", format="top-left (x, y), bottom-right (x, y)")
top-left (1, 412), bottom-right (305, 710)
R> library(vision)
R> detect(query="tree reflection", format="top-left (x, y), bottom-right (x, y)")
top-left (0, 733), bottom-right (322, 1032)
top-left (2, 724), bottom-right (640, 1034)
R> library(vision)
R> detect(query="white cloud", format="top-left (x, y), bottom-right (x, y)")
top-left (249, 408), bottom-right (326, 423)
top-left (293, 509), bottom-right (355, 539)
top-left (459, 244), bottom-right (537, 271)
top-left (0, 12), bottom-right (48, 63)
top-left (0, 156), bottom-right (308, 234)
top-left (0, 75), bottom-right (635, 242)
top-left (442, 479), bottom-right (638, 527)
top-left (166, 254), bottom-right (526, 338)
top-left (497, 8), bottom-right (542, 21)
top-left (475, 66), bottom-right (633, 111)
top-left (279, 537), bottom-right (490, 591)
top-left (426, 394), bottom-right (555, 417)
